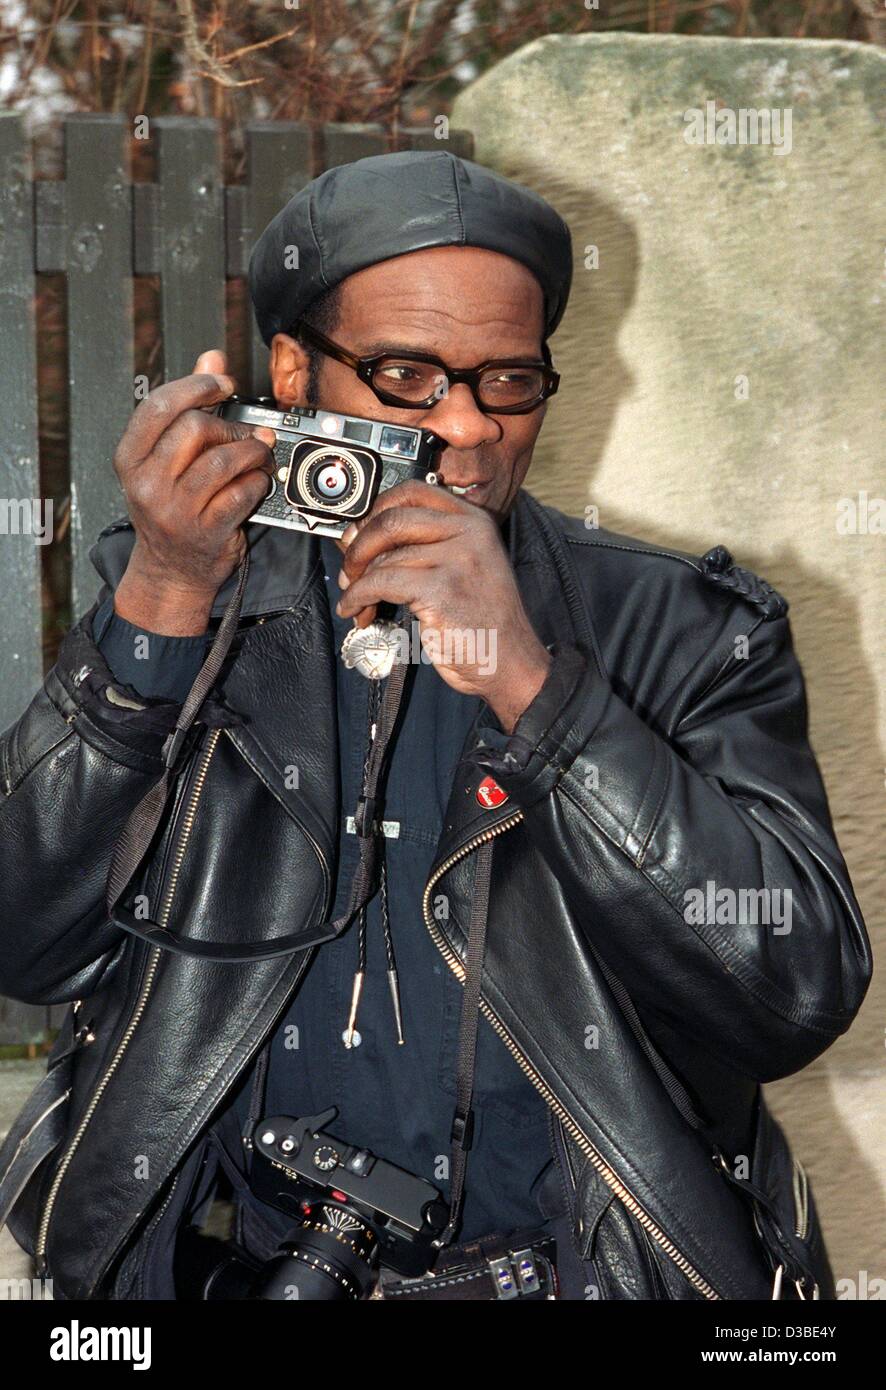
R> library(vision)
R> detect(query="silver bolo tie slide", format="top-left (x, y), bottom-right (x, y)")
top-left (340, 616), bottom-right (405, 682)
top-left (339, 616), bottom-right (407, 1049)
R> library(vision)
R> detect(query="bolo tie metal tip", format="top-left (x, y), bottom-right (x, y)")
top-left (343, 969), bottom-right (365, 1049)
top-left (387, 967), bottom-right (405, 1045)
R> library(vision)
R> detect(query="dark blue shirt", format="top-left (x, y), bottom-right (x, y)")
top-left (93, 538), bottom-right (551, 1241)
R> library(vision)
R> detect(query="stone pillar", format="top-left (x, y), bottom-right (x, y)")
top-left (455, 33), bottom-right (885, 1294)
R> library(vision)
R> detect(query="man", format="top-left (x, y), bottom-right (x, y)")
top-left (0, 151), bottom-right (871, 1301)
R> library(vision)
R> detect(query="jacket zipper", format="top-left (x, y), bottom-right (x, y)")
top-left (34, 726), bottom-right (223, 1277)
top-left (421, 811), bottom-right (721, 1302)
top-left (792, 1158), bottom-right (810, 1241)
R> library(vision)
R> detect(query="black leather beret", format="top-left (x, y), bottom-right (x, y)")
top-left (248, 149), bottom-right (573, 345)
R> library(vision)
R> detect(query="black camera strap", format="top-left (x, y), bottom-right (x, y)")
top-left (105, 550), bottom-right (412, 963)
top-left (436, 837), bottom-right (494, 1249)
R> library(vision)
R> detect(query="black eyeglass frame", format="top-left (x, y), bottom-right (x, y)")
top-left (295, 321), bottom-right (560, 415)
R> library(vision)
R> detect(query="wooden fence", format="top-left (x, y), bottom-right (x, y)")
top-left (0, 113), bottom-right (473, 1046)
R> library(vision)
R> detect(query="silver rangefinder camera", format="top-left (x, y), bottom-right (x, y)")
top-left (214, 396), bottom-right (443, 539)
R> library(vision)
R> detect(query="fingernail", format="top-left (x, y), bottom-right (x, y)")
top-left (215, 374), bottom-right (235, 394)
top-left (254, 427), bottom-right (276, 446)
top-left (341, 523), bottom-right (358, 546)
top-left (337, 568), bottom-right (350, 590)
top-left (335, 600), bottom-right (344, 616)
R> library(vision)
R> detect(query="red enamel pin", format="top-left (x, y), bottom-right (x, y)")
top-left (476, 776), bottom-right (509, 809)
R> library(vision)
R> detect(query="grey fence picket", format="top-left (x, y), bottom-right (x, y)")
top-left (0, 114), bottom-right (44, 736)
top-left (0, 116), bottom-right (52, 1054)
top-left (319, 121), bottom-right (388, 170)
top-left (0, 114), bottom-right (473, 1047)
top-left (393, 126), bottom-right (474, 157)
top-left (156, 118), bottom-right (226, 383)
top-left (243, 121), bottom-right (314, 397)
top-left (65, 115), bottom-right (134, 619)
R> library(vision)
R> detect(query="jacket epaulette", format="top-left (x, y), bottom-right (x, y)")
top-left (699, 545), bottom-right (788, 621)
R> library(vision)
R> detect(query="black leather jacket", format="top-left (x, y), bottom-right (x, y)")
top-left (0, 491), bottom-right (871, 1300)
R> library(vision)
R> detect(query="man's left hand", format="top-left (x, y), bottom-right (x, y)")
top-left (336, 481), bottom-right (552, 733)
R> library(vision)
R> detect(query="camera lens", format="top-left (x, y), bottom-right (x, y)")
top-left (313, 457), bottom-right (352, 500)
top-left (249, 1203), bottom-right (378, 1302)
top-left (299, 448), bottom-right (360, 509)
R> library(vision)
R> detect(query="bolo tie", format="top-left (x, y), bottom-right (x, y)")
top-left (339, 609), bottom-right (411, 1050)
top-left (336, 606), bottom-right (493, 1247)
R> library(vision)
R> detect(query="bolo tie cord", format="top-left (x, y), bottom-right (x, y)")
top-left (343, 676), bottom-right (405, 1048)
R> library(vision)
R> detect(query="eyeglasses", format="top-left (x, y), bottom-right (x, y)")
top-left (296, 321), bottom-right (559, 415)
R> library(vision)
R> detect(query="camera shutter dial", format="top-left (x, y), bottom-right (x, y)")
top-left (313, 1144), bottom-right (340, 1172)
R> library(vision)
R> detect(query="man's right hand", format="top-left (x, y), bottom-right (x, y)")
top-left (112, 348), bottom-right (277, 635)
